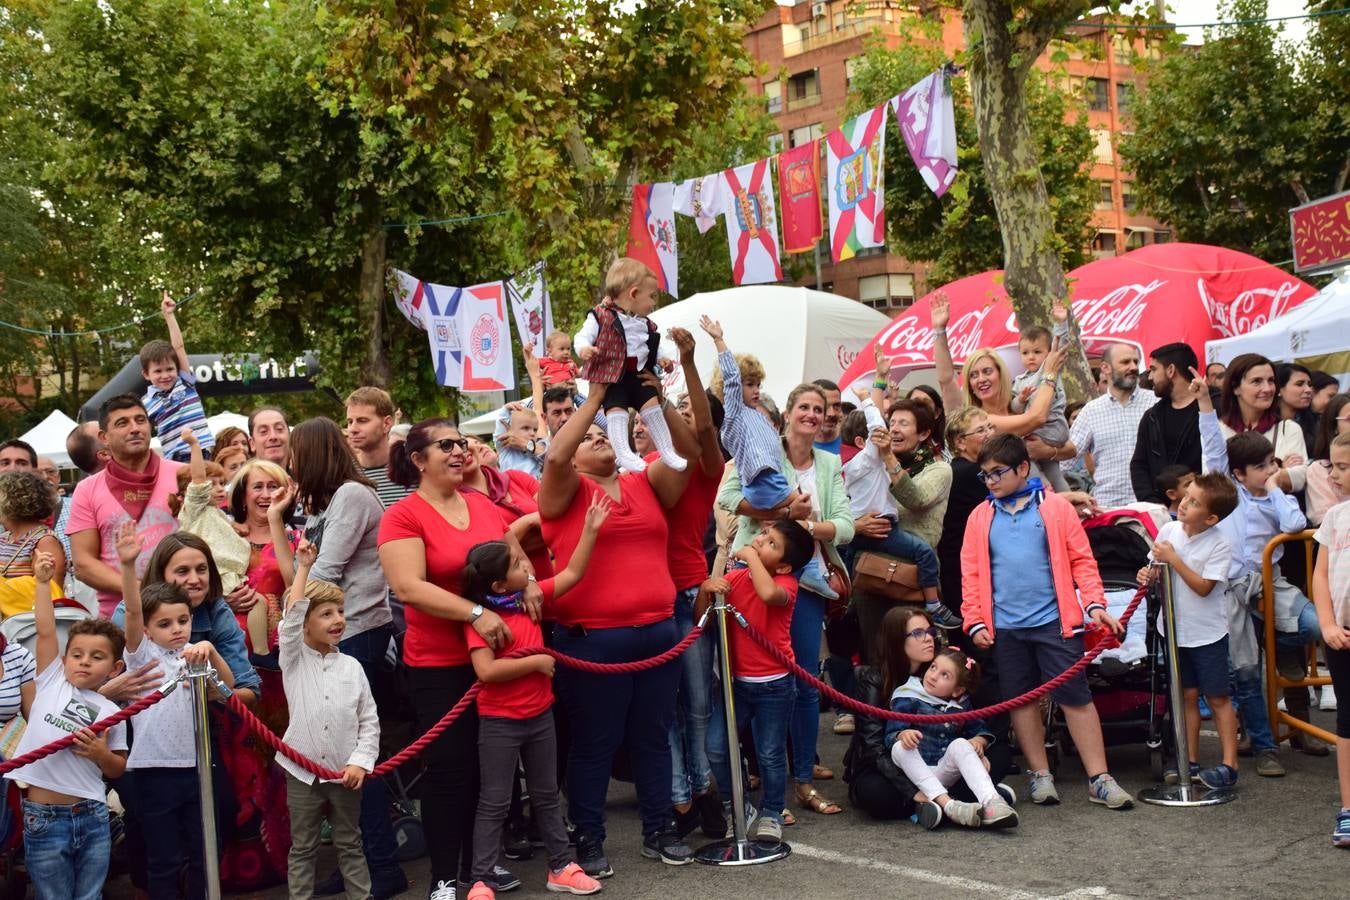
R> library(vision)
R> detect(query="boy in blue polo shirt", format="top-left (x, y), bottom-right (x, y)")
top-left (140, 292), bottom-right (213, 463)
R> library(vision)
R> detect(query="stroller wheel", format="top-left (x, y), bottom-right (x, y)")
top-left (393, 815), bottom-right (426, 862)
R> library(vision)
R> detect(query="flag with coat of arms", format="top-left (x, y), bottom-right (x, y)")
top-left (390, 268), bottom-right (428, 330)
top-left (627, 182), bottom-right (679, 297)
top-left (720, 159), bottom-right (783, 285)
top-left (826, 104), bottom-right (888, 263)
top-left (414, 278), bottom-right (516, 392)
top-left (506, 263), bottom-right (553, 358)
top-left (417, 281), bottom-right (464, 388)
top-left (777, 139), bottom-right (823, 254)
top-left (891, 69), bottom-right (958, 198)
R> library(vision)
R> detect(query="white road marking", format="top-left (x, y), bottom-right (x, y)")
top-left (789, 842), bottom-right (1126, 899)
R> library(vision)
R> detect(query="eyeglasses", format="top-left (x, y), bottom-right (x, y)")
top-left (430, 437), bottom-right (469, 455)
top-left (906, 626), bottom-right (939, 640)
top-left (962, 423), bottom-right (996, 438)
top-left (978, 465), bottom-right (1014, 484)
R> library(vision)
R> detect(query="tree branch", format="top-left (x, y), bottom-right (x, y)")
top-left (1289, 177), bottom-right (1311, 206)
top-left (1336, 154), bottom-right (1350, 195)
top-left (1017, 0), bottom-right (1094, 69)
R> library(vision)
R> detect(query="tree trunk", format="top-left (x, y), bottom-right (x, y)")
top-left (962, 0), bottom-right (1094, 401)
top-left (358, 225), bottom-right (391, 388)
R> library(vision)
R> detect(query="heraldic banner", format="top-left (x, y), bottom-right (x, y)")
top-left (391, 268), bottom-right (428, 330)
top-left (891, 70), bottom-right (958, 199)
top-left (777, 139), bottom-right (823, 254)
top-left (627, 182), bottom-right (679, 297)
top-left (721, 158), bottom-right (783, 285)
top-left (826, 105), bottom-right (888, 264)
top-left (507, 263), bottom-right (554, 358)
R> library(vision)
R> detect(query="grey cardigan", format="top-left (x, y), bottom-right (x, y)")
top-left (306, 481), bottom-right (392, 640)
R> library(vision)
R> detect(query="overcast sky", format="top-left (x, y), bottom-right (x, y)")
top-left (1169, 0), bottom-right (1311, 45)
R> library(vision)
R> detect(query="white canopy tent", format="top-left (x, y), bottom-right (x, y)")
top-left (649, 286), bottom-right (892, 409)
top-left (18, 409), bottom-right (80, 469)
top-left (205, 411), bottom-right (250, 437)
top-left (1207, 269), bottom-right (1350, 383)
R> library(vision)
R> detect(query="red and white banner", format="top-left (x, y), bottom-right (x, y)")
top-left (777, 140), bottom-right (823, 254)
top-left (627, 182), bottom-right (679, 296)
top-left (826, 105), bottom-right (887, 263)
top-left (721, 159), bottom-right (783, 285)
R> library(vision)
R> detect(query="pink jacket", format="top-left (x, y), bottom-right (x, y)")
top-left (959, 491), bottom-right (1107, 640)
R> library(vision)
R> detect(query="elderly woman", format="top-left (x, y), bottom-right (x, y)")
top-left (718, 383), bottom-right (855, 817)
top-left (379, 420), bottom-right (541, 897)
top-left (537, 383), bottom-right (696, 877)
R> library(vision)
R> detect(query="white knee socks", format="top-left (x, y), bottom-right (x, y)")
top-left (605, 409), bottom-right (648, 473)
top-left (640, 405), bottom-right (687, 471)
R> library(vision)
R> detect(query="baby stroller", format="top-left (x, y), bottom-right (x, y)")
top-left (1044, 507), bottom-right (1175, 781)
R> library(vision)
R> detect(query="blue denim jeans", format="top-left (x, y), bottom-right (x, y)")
top-left (789, 588), bottom-right (827, 783)
top-left (339, 624), bottom-right (402, 880)
top-left (844, 523), bottom-right (940, 588)
top-left (1231, 664), bottom-right (1276, 753)
top-left (669, 587), bottom-right (714, 805)
top-left (706, 675), bottom-right (795, 822)
top-left (23, 798), bottom-right (111, 900)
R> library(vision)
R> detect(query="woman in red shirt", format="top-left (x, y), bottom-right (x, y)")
top-left (537, 381), bottom-right (696, 877)
top-left (378, 420), bottom-right (542, 897)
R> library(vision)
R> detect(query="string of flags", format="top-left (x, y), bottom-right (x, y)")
top-left (627, 66), bottom-right (958, 289)
top-left (389, 263), bottom-right (553, 393)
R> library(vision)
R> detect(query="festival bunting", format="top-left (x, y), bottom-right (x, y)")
top-left (721, 159), bottom-right (783, 285)
top-left (777, 140), bottom-right (823, 254)
top-left (891, 69), bottom-right (958, 198)
top-left (826, 105), bottom-right (888, 263)
top-left (418, 282), bottom-right (464, 388)
top-left (390, 268), bottom-right (428, 330)
top-left (453, 281), bottom-right (516, 392)
top-left (627, 182), bottom-right (679, 297)
top-left (506, 263), bottom-right (554, 358)
top-left (673, 174), bottom-right (725, 234)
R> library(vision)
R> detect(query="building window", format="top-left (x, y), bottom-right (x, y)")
top-left (799, 25), bottom-right (811, 46)
top-left (1096, 182), bottom-right (1114, 209)
top-left (1085, 78), bottom-right (1110, 112)
top-left (1121, 186), bottom-right (1137, 212)
top-left (1092, 231), bottom-right (1118, 255)
top-left (845, 57), bottom-right (859, 92)
top-left (767, 133), bottom-right (785, 154)
top-left (1115, 82), bottom-right (1134, 116)
top-left (764, 80), bottom-right (783, 114)
top-left (788, 70), bottom-right (821, 110)
top-left (858, 273), bottom-right (915, 309)
top-left (788, 123), bottom-right (823, 148)
top-left (1154, 229), bottom-right (1171, 244)
top-left (1092, 129), bottom-right (1114, 165)
top-left (1126, 229), bottom-right (1149, 250)
top-left (1113, 34), bottom-right (1134, 67)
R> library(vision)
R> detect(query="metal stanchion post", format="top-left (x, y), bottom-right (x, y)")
top-left (1139, 564), bottom-right (1236, 807)
top-left (694, 595), bottom-right (790, 865)
top-left (186, 658), bottom-right (223, 899)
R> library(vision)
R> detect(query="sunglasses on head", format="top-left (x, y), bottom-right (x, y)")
top-left (907, 626), bottom-right (939, 640)
top-left (430, 437), bottom-right (469, 454)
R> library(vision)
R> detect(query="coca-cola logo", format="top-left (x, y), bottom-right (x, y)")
top-left (876, 305), bottom-right (1000, 364)
top-left (1005, 280), bottom-right (1161, 341)
top-left (1199, 279), bottom-right (1302, 338)
top-left (834, 343), bottom-right (860, 370)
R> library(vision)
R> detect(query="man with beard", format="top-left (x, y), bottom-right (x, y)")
top-left (812, 378), bottom-right (843, 454)
top-left (1130, 342), bottom-right (1204, 505)
top-left (1059, 344), bottom-right (1157, 508)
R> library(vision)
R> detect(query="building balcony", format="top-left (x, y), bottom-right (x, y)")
top-left (787, 89), bottom-right (823, 111)
top-left (783, 18), bottom-right (890, 56)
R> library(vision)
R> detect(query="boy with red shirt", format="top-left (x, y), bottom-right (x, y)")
top-left (699, 519), bottom-right (814, 844)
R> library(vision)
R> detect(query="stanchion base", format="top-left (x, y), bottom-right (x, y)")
top-left (693, 838), bottom-right (791, 866)
top-left (1138, 784), bottom-right (1237, 807)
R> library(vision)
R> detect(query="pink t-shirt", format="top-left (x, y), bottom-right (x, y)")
top-left (1314, 501), bottom-right (1350, 628)
top-left (65, 461), bottom-right (183, 616)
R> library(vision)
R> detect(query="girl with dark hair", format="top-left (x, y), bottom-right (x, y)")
top-left (1276, 362), bottom-right (1318, 450)
top-left (379, 419), bottom-right (542, 897)
top-left (1311, 370), bottom-right (1340, 416)
top-left (1307, 394), bottom-right (1350, 525)
top-left (1217, 353), bottom-right (1308, 492)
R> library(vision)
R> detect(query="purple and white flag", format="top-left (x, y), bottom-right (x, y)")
top-left (890, 70), bottom-right (958, 198)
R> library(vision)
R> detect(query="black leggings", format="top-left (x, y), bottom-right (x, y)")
top-left (848, 769), bottom-right (915, 820)
top-left (1325, 644), bottom-right (1350, 739)
top-left (409, 665), bottom-right (480, 884)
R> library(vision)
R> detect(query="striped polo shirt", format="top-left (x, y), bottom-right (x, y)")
top-left (142, 370), bottom-right (214, 462)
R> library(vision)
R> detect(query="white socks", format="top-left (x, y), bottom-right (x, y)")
top-left (640, 405), bottom-right (687, 471)
top-left (606, 409), bottom-right (648, 472)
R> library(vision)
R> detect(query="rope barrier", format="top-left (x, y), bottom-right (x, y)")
top-left (735, 585), bottom-right (1149, 725)
top-left (0, 689), bottom-right (168, 775)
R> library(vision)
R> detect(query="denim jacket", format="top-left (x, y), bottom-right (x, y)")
top-left (884, 676), bottom-right (993, 766)
top-left (112, 597), bottom-right (262, 694)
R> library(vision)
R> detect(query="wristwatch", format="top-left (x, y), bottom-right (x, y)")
top-left (527, 574), bottom-right (538, 584)
top-left (469, 603), bottom-right (485, 622)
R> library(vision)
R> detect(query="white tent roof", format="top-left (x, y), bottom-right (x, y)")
top-left (205, 411), bottom-right (250, 436)
top-left (1207, 270), bottom-right (1350, 369)
top-left (649, 286), bottom-right (892, 408)
top-left (18, 409), bottom-right (80, 469)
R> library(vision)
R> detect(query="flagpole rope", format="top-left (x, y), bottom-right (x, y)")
top-left (0, 290), bottom-right (202, 338)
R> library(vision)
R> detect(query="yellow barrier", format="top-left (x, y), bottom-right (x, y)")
top-left (1260, 531), bottom-right (1335, 745)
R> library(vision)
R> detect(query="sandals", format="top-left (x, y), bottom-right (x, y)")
top-left (796, 788), bottom-right (843, 815)
top-left (780, 808), bottom-right (797, 826)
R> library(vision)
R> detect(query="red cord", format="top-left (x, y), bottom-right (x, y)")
top-left (0, 689), bottom-right (167, 775)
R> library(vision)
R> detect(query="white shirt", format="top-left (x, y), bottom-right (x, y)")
top-left (1069, 388), bottom-right (1157, 508)
top-left (574, 308), bottom-right (675, 370)
top-left (842, 399), bottom-right (898, 520)
top-left (124, 640), bottom-right (194, 768)
top-left (0, 643), bottom-right (36, 723)
top-left (1315, 501), bottom-right (1350, 628)
top-left (795, 461), bottom-right (826, 570)
top-left (7, 660), bottom-right (127, 801)
top-left (1152, 521), bottom-right (1232, 647)
top-left (278, 598), bottom-right (380, 785)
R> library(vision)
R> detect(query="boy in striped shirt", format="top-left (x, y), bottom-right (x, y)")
top-left (140, 292), bottom-right (213, 463)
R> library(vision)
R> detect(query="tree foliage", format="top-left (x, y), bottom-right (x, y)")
top-left (1120, 0), bottom-right (1350, 262)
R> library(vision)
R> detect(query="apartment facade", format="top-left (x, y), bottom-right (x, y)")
top-left (743, 0), bottom-right (1169, 313)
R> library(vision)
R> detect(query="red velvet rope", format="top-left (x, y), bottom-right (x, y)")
top-left (736, 585), bottom-right (1149, 724)
top-left (0, 689), bottom-right (167, 775)
top-left (226, 624), bottom-right (707, 782)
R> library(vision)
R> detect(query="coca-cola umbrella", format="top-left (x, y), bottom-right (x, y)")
top-left (839, 243), bottom-right (1318, 390)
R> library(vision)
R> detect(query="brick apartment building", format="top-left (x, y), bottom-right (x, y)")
top-left (743, 0), bottom-right (1169, 313)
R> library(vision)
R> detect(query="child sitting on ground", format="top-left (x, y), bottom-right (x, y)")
top-left (281, 541), bottom-right (380, 900)
top-left (575, 257), bottom-right (683, 473)
top-left (6, 550), bottom-right (128, 900)
top-left (1155, 465), bottom-right (1196, 518)
top-left (461, 495), bottom-right (612, 899)
top-left (539, 330), bottom-right (580, 388)
top-left (116, 522), bottom-right (233, 899)
top-left (1010, 303), bottom-right (1071, 493)
top-left (170, 427), bottom-right (250, 595)
top-left (140, 292), bottom-right (213, 463)
top-left (886, 648), bottom-right (1018, 830)
top-left (1136, 474), bottom-right (1241, 788)
top-left (699, 517), bottom-right (815, 842)
top-left (1311, 431), bottom-right (1350, 847)
top-left (700, 315), bottom-right (837, 600)
top-left (961, 432), bottom-right (1134, 810)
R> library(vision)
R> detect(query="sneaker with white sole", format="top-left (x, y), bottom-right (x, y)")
top-left (928, 605), bottom-right (963, 630)
top-left (995, 782), bottom-right (1017, 807)
top-left (429, 880), bottom-right (458, 900)
top-left (546, 862), bottom-right (602, 895)
top-left (914, 799), bottom-right (943, 830)
top-left (832, 713), bottom-right (856, 735)
top-left (1321, 684), bottom-right (1338, 712)
top-left (1334, 808), bottom-right (1350, 848)
top-left (942, 800), bottom-right (982, 828)
top-left (1087, 774), bottom-right (1134, 809)
top-left (749, 815), bottom-right (783, 842)
top-left (980, 796), bottom-right (1019, 828)
top-left (1027, 770), bottom-right (1060, 805)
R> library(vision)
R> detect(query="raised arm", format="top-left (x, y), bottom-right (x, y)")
top-left (537, 383), bottom-right (607, 519)
top-left (31, 550), bottom-right (59, 672)
top-left (523, 348), bottom-right (545, 418)
top-left (931, 295), bottom-right (964, 412)
top-left (162, 292), bottom-right (191, 372)
top-left (268, 480), bottom-right (298, 589)
top-left (733, 547), bottom-right (789, 606)
top-left (869, 343), bottom-right (890, 412)
top-left (115, 523), bottom-right (145, 652)
top-left (671, 326), bottom-right (724, 477)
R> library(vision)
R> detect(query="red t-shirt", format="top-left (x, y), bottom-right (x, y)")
top-left (725, 567), bottom-right (797, 678)
top-left (465, 600), bottom-right (554, 720)
top-left (378, 491), bottom-right (508, 667)
top-left (471, 469), bottom-right (555, 579)
top-left (646, 452), bottom-right (723, 591)
top-left (540, 472), bottom-right (675, 629)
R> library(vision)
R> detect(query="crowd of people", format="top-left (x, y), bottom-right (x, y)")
top-left (0, 259), bottom-right (1348, 900)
